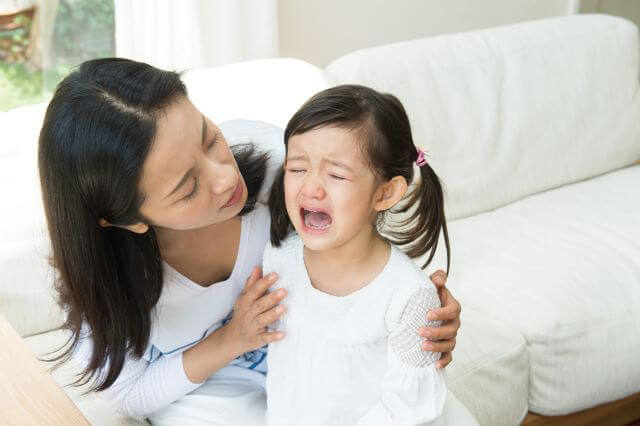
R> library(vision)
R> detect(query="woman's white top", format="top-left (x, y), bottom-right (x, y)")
top-left (72, 120), bottom-right (284, 418)
top-left (263, 234), bottom-right (447, 426)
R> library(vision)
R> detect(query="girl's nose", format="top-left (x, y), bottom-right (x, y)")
top-left (301, 176), bottom-right (326, 200)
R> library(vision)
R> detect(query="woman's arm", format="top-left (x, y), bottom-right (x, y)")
top-left (76, 267), bottom-right (286, 418)
top-left (421, 270), bottom-right (461, 368)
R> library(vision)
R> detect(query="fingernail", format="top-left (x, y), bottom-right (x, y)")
top-left (423, 330), bottom-right (433, 338)
top-left (422, 342), bottom-right (433, 351)
top-left (269, 273), bottom-right (278, 280)
top-left (277, 289), bottom-right (286, 298)
top-left (276, 305), bottom-right (285, 313)
top-left (427, 313), bottom-right (436, 321)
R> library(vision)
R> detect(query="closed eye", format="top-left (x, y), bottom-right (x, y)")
top-left (182, 177), bottom-right (200, 202)
top-left (330, 174), bottom-right (345, 180)
top-left (287, 168), bottom-right (306, 173)
top-left (206, 132), bottom-right (219, 150)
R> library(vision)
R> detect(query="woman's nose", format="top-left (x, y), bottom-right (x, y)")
top-left (205, 163), bottom-right (236, 196)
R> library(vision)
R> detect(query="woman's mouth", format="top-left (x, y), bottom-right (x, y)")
top-left (300, 207), bottom-right (332, 232)
top-left (222, 181), bottom-right (243, 208)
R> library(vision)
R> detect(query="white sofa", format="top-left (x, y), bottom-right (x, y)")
top-left (1, 14), bottom-right (639, 426)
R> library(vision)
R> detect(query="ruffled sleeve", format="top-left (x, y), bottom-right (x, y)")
top-left (358, 284), bottom-right (447, 426)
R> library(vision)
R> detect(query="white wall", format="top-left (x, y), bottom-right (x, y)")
top-left (278, 0), bottom-right (576, 66)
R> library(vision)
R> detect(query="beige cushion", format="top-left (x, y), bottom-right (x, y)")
top-left (446, 306), bottom-right (529, 426)
top-left (432, 165), bottom-right (640, 415)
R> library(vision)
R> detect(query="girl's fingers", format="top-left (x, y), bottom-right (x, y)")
top-left (259, 330), bottom-right (285, 345)
top-left (419, 324), bottom-right (458, 341)
top-left (422, 337), bottom-right (455, 354)
top-left (436, 352), bottom-right (452, 369)
top-left (256, 304), bottom-right (287, 328)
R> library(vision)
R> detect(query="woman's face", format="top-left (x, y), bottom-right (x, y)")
top-left (137, 96), bottom-right (248, 230)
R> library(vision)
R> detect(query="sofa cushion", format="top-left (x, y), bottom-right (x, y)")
top-left (183, 58), bottom-right (330, 129)
top-left (445, 306), bottom-right (529, 426)
top-left (325, 14), bottom-right (640, 221)
top-left (0, 102), bottom-right (65, 338)
top-left (426, 165), bottom-right (640, 414)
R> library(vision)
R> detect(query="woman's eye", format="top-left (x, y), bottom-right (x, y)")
top-left (206, 135), bottom-right (218, 150)
top-left (330, 174), bottom-right (345, 180)
top-left (183, 178), bottom-right (200, 202)
top-left (287, 169), bottom-right (305, 174)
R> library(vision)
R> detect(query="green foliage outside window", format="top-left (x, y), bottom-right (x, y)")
top-left (0, 0), bottom-right (114, 111)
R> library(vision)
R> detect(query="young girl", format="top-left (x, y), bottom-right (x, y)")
top-left (263, 85), bottom-right (451, 425)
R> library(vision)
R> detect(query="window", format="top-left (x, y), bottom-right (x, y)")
top-left (0, 0), bottom-right (114, 111)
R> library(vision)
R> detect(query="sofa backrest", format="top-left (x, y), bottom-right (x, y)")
top-left (325, 14), bottom-right (640, 221)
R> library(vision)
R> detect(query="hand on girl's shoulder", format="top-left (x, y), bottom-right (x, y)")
top-left (385, 250), bottom-right (442, 367)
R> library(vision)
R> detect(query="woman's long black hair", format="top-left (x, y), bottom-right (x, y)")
top-left (38, 58), bottom-right (267, 391)
top-left (269, 84), bottom-right (450, 272)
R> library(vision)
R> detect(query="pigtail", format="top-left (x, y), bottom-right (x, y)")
top-left (388, 161), bottom-right (451, 273)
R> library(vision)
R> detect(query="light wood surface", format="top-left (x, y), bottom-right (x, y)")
top-left (522, 392), bottom-right (640, 426)
top-left (0, 313), bottom-right (88, 426)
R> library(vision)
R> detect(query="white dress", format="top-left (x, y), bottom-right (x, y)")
top-left (263, 234), bottom-right (448, 426)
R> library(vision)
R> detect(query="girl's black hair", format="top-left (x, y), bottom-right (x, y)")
top-left (269, 84), bottom-right (450, 272)
top-left (38, 57), bottom-right (267, 391)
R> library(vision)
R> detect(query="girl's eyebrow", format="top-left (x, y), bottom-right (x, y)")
top-left (286, 154), bottom-right (354, 173)
top-left (323, 158), bottom-right (354, 173)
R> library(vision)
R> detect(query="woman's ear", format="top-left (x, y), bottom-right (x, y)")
top-left (373, 176), bottom-right (408, 212)
top-left (99, 218), bottom-right (149, 234)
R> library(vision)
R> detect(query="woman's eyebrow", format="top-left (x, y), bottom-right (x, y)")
top-left (163, 115), bottom-right (206, 200)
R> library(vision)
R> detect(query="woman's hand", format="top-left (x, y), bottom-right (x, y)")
top-left (221, 266), bottom-right (287, 356)
top-left (421, 270), bottom-right (461, 369)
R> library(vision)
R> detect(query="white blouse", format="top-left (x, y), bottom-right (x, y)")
top-left (263, 234), bottom-right (447, 426)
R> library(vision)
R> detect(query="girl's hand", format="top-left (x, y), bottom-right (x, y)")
top-left (221, 266), bottom-right (287, 356)
top-left (420, 270), bottom-right (461, 369)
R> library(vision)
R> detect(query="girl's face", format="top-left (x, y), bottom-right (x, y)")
top-left (284, 125), bottom-right (383, 252)
top-left (137, 96), bottom-right (248, 230)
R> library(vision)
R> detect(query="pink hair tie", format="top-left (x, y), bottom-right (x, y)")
top-left (415, 146), bottom-right (428, 167)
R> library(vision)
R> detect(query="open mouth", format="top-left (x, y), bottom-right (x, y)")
top-left (300, 207), bottom-right (332, 231)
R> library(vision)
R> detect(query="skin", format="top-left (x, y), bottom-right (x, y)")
top-left (100, 96), bottom-right (460, 383)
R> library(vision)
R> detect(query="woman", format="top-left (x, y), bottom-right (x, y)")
top-left (38, 58), bottom-right (463, 424)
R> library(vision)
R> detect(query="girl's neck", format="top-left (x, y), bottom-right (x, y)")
top-left (303, 227), bottom-right (390, 297)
